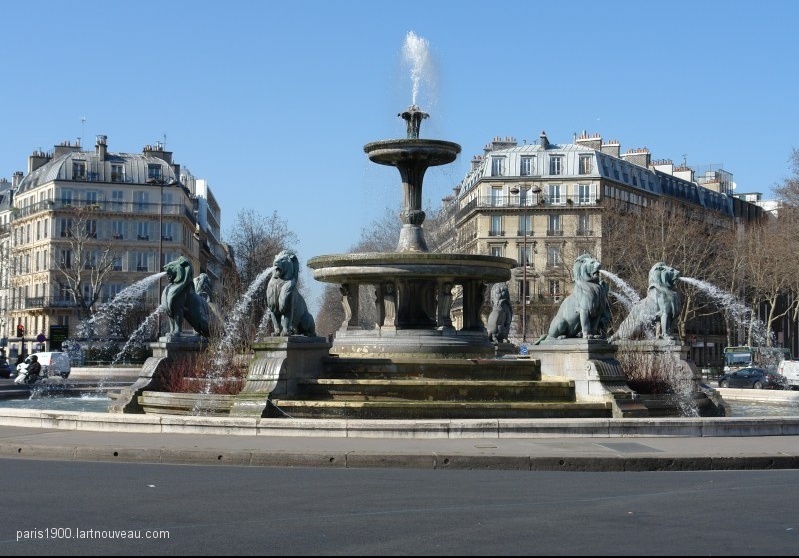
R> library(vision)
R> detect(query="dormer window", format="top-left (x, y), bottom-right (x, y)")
top-left (147, 164), bottom-right (162, 182)
top-left (72, 161), bottom-right (86, 180)
top-left (549, 156), bottom-right (563, 176)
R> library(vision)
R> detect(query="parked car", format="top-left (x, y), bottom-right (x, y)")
top-left (776, 360), bottom-right (799, 390)
top-left (718, 367), bottom-right (787, 389)
top-left (0, 359), bottom-right (10, 379)
top-left (15, 352), bottom-right (71, 380)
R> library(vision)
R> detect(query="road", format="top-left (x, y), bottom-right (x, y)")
top-left (1, 459), bottom-right (797, 555)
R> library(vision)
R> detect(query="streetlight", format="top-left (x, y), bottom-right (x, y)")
top-left (150, 178), bottom-right (178, 338)
top-left (509, 184), bottom-right (542, 344)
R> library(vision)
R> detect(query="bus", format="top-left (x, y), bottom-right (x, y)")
top-left (723, 346), bottom-right (792, 373)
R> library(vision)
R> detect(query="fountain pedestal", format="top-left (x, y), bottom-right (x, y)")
top-left (528, 339), bottom-right (648, 417)
top-left (110, 336), bottom-right (208, 414)
top-left (229, 336), bottom-right (331, 417)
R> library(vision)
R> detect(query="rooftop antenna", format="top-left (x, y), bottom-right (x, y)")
top-left (682, 154), bottom-right (687, 166)
top-left (79, 116), bottom-right (86, 147)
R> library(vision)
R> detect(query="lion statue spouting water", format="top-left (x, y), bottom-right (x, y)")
top-left (610, 262), bottom-right (681, 341)
top-left (160, 256), bottom-right (211, 338)
top-left (265, 249), bottom-right (316, 337)
top-left (535, 254), bottom-right (611, 344)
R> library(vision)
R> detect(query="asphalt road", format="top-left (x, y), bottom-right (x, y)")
top-left (1, 459), bottom-right (797, 556)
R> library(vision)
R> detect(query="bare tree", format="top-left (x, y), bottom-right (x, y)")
top-left (53, 206), bottom-right (121, 323)
top-left (222, 209), bottom-right (299, 351)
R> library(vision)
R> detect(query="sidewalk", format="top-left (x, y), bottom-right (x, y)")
top-left (0, 410), bottom-right (798, 472)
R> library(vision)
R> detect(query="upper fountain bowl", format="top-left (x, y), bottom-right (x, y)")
top-left (364, 139), bottom-right (461, 167)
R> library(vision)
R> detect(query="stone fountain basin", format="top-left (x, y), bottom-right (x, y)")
top-left (364, 139), bottom-right (461, 167)
top-left (307, 252), bottom-right (516, 283)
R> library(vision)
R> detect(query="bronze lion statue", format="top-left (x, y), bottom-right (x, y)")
top-left (160, 256), bottom-right (211, 338)
top-left (265, 250), bottom-right (316, 337)
top-left (536, 254), bottom-right (610, 343)
top-left (487, 282), bottom-right (513, 343)
top-left (610, 262), bottom-right (681, 341)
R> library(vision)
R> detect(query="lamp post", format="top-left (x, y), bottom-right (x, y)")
top-left (151, 178), bottom-right (177, 339)
top-left (509, 184), bottom-right (543, 344)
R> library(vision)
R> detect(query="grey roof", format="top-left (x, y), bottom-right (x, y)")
top-left (16, 150), bottom-right (178, 193)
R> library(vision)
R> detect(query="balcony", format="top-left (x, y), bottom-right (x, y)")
top-left (137, 235), bottom-right (150, 241)
top-left (161, 236), bottom-right (173, 242)
top-left (576, 228), bottom-right (594, 236)
top-left (516, 229), bottom-right (534, 236)
top-left (112, 234), bottom-right (124, 240)
top-left (546, 230), bottom-right (564, 236)
top-left (136, 266), bottom-right (149, 272)
top-left (487, 230), bottom-right (505, 237)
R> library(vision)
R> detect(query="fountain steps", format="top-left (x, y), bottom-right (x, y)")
top-left (297, 378), bottom-right (575, 402)
top-left (320, 356), bottom-right (538, 380)
top-left (267, 399), bottom-right (612, 420)
top-left (138, 392), bottom-right (235, 416)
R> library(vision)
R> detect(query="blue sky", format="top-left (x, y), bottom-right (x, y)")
top-left (2, 1), bottom-right (798, 311)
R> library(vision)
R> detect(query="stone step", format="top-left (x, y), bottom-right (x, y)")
top-left (297, 378), bottom-right (575, 402)
top-left (138, 392), bottom-right (235, 416)
top-left (267, 399), bottom-right (613, 420)
top-left (321, 356), bottom-right (540, 380)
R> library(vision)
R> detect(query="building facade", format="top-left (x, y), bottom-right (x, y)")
top-left (1, 136), bottom-right (224, 354)
top-left (441, 131), bottom-right (765, 365)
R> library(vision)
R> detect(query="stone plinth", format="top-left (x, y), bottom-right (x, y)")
top-left (229, 336), bottom-right (331, 417)
top-left (109, 336), bottom-right (208, 414)
top-left (528, 339), bottom-right (626, 398)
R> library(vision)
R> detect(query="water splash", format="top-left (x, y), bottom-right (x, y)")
top-left (192, 266), bottom-right (274, 415)
top-left (77, 272), bottom-right (165, 338)
top-left (679, 276), bottom-right (772, 346)
top-left (608, 290), bottom-right (634, 312)
top-left (402, 31), bottom-right (431, 107)
top-left (111, 308), bottom-right (161, 366)
top-left (600, 270), bottom-right (641, 305)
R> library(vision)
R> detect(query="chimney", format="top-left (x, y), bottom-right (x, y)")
top-left (575, 131), bottom-right (602, 151)
top-left (539, 131), bottom-right (550, 150)
top-left (53, 140), bottom-right (81, 159)
top-left (28, 149), bottom-right (51, 173)
top-left (142, 142), bottom-right (173, 164)
top-left (620, 148), bottom-right (651, 168)
top-left (95, 135), bottom-right (108, 161)
top-left (12, 171), bottom-right (24, 188)
top-left (600, 139), bottom-right (620, 158)
top-left (471, 155), bottom-right (484, 172)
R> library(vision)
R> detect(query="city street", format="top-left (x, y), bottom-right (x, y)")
top-left (1, 459), bottom-right (797, 555)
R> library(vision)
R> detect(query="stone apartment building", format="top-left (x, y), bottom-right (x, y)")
top-left (0, 135), bottom-right (227, 355)
top-left (440, 131), bottom-right (766, 365)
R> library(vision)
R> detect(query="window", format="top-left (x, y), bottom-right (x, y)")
top-left (85, 219), bottom-right (98, 238)
top-left (490, 245), bottom-right (503, 258)
top-left (578, 184), bottom-right (592, 204)
top-left (520, 156), bottom-right (534, 176)
top-left (517, 280), bottom-right (531, 303)
top-left (137, 222), bottom-right (150, 240)
top-left (489, 215), bottom-right (503, 236)
top-left (134, 191), bottom-right (149, 211)
top-left (491, 157), bottom-right (505, 177)
top-left (549, 280), bottom-right (561, 297)
top-left (111, 164), bottom-right (124, 182)
top-left (519, 213), bottom-right (532, 235)
top-left (490, 187), bottom-right (505, 207)
top-left (579, 155), bottom-right (593, 174)
top-left (112, 221), bottom-right (125, 240)
top-left (60, 249), bottom-right (72, 268)
top-left (72, 161), bottom-right (87, 180)
top-left (577, 214), bottom-right (591, 236)
top-left (162, 222), bottom-right (174, 241)
top-left (518, 244), bottom-right (533, 266)
top-left (112, 190), bottom-right (124, 208)
top-left (147, 164), bottom-right (162, 182)
top-left (547, 245), bottom-right (561, 267)
top-left (548, 214), bottom-right (562, 235)
top-left (85, 191), bottom-right (99, 205)
top-left (112, 256), bottom-right (123, 271)
top-left (549, 156), bottom-right (563, 175)
top-left (59, 218), bottom-right (73, 238)
top-left (136, 252), bottom-right (149, 272)
top-left (548, 184), bottom-right (562, 205)
top-left (60, 189), bottom-right (73, 205)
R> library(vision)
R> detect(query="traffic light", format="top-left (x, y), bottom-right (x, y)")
top-left (16, 324), bottom-right (24, 338)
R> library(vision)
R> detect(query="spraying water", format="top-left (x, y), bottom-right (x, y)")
top-left (600, 270), bottom-right (641, 305)
top-left (111, 308), bottom-right (161, 366)
top-left (679, 276), bottom-right (772, 346)
top-left (77, 272), bottom-right (166, 338)
top-left (402, 31), bottom-right (431, 107)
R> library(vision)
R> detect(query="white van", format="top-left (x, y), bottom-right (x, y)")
top-left (15, 352), bottom-right (71, 379)
top-left (776, 360), bottom-right (799, 390)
